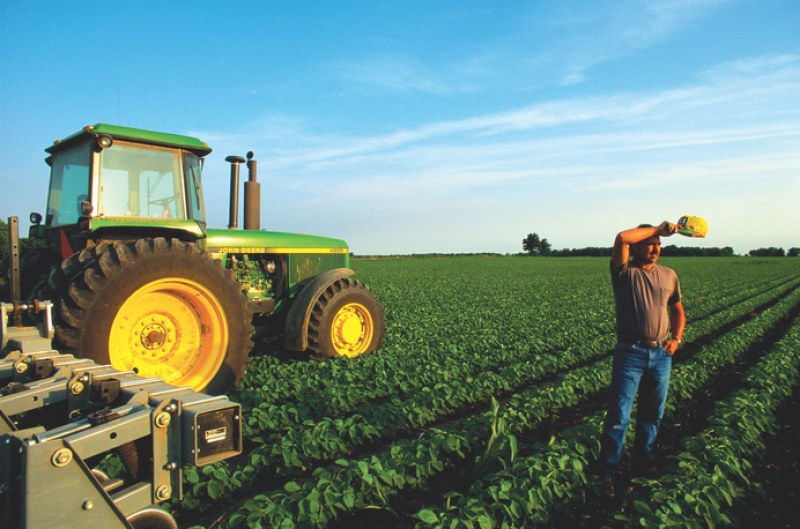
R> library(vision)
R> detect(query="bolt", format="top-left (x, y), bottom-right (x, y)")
top-left (154, 411), bottom-right (171, 428)
top-left (52, 447), bottom-right (73, 467)
top-left (15, 362), bottom-right (28, 374)
top-left (155, 485), bottom-right (172, 501)
top-left (69, 381), bottom-right (85, 395)
top-left (164, 462), bottom-right (177, 471)
top-left (82, 500), bottom-right (94, 510)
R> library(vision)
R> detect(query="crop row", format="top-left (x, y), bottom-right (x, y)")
top-left (235, 257), bottom-right (789, 412)
top-left (236, 274), bottom-right (799, 456)
top-left (411, 285), bottom-right (800, 529)
top-left (613, 317), bottom-right (800, 528)
top-left (181, 331), bottom-right (615, 509)
top-left (178, 276), bottom-right (799, 515)
top-left (184, 280), bottom-right (800, 527)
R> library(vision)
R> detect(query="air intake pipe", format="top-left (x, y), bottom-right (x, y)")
top-left (225, 155), bottom-right (245, 229)
top-left (244, 151), bottom-right (261, 230)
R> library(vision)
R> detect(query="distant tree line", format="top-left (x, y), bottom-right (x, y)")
top-left (548, 247), bottom-right (612, 257)
top-left (352, 252), bottom-right (506, 259)
top-left (521, 230), bottom-right (798, 258)
top-left (661, 245), bottom-right (735, 257)
top-left (749, 247), bottom-right (800, 257)
top-left (544, 245), bottom-right (736, 257)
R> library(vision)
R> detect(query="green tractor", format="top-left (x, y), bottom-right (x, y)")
top-left (2, 124), bottom-right (384, 394)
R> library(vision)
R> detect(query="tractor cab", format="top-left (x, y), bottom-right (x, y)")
top-left (35, 124), bottom-right (211, 246)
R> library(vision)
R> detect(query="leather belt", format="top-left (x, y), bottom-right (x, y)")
top-left (634, 339), bottom-right (665, 348)
top-left (619, 338), bottom-right (666, 348)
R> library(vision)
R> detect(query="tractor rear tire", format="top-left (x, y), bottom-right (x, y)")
top-left (56, 238), bottom-right (253, 394)
top-left (34, 242), bottom-right (110, 304)
top-left (306, 277), bottom-right (384, 360)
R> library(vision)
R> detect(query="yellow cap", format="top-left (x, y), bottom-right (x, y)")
top-left (677, 215), bottom-right (708, 238)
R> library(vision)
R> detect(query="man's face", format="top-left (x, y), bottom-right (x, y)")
top-left (631, 235), bottom-right (661, 265)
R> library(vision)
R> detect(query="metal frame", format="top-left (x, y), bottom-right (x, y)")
top-left (1, 302), bottom-right (242, 529)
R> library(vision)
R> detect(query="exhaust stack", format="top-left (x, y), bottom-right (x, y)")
top-left (244, 151), bottom-right (261, 230)
top-left (225, 155), bottom-right (245, 229)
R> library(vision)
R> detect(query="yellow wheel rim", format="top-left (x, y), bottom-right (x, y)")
top-left (108, 278), bottom-right (228, 390)
top-left (330, 302), bottom-right (374, 358)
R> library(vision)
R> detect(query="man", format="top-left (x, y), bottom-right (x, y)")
top-left (599, 221), bottom-right (686, 498)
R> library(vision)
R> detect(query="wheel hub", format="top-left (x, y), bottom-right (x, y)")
top-left (331, 302), bottom-right (373, 357)
top-left (337, 309), bottom-right (364, 344)
top-left (142, 324), bottom-right (168, 349)
top-left (135, 317), bottom-right (176, 360)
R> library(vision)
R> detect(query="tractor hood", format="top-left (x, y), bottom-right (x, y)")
top-left (204, 229), bottom-right (349, 255)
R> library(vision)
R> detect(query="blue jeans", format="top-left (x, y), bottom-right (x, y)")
top-left (600, 342), bottom-right (672, 476)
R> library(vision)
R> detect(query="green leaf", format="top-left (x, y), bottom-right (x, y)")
top-left (418, 509), bottom-right (439, 524)
top-left (477, 514), bottom-right (495, 529)
top-left (343, 489), bottom-right (356, 509)
top-left (284, 481), bottom-right (302, 493)
top-left (184, 467), bottom-right (200, 484)
top-left (207, 480), bottom-right (222, 500)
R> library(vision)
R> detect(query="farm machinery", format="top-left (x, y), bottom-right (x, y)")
top-left (1, 123), bottom-right (385, 394)
top-left (1, 300), bottom-right (243, 528)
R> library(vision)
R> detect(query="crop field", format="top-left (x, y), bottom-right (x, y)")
top-left (175, 256), bottom-right (800, 529)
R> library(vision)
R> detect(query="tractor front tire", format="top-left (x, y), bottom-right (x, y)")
top-left (56, 238), bottom-right (253, 394)
top-left (306, 277), bottom-right (384, 360)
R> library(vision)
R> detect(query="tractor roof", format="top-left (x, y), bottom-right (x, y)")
top-left (46, 123), bottom-right (212, 157)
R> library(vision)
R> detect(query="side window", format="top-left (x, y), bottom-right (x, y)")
top-left (46, 142), bottom-right (91, 226)
top-left (183, 153), bottom-right (206, 222)
top-left (98, 143), bottom-right (184, 219)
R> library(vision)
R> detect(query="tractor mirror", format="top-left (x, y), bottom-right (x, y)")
top-left (80, 201), bottom-right (93, 217)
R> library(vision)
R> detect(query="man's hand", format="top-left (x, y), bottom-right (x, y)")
top-left (657, 221), bottom-right (679, 237)
top-left (665, 338), bottom-right (680, 356)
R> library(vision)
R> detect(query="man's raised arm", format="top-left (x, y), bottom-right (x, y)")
top-left (611, 221), bottom-right (679, 268)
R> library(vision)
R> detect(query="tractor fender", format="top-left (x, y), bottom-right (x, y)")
top-left (283, 267), bottom-right (355, 352)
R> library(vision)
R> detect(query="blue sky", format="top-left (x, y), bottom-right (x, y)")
top-left (1, 1), bottom-right (798, 254)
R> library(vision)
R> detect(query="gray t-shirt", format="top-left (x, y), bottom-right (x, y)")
top-left (610, 261), bottom-right (681, 342)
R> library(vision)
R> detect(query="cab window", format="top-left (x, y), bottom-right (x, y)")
top-left (46, 142), bottom-right (91, 226)
top-left (183, 153), bottom-right (205, 222)
top-left (97, 143), bottom-right (184, 219)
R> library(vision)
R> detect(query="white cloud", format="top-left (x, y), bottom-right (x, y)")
top-left (238, 53), bottom-right (800, 170)
top-left (200, 53), bottom-right (800, 253)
